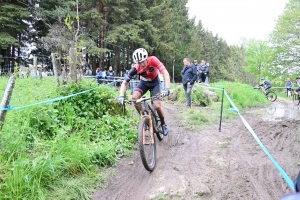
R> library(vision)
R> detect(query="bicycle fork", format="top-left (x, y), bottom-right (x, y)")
top-left (141, 114), bottom-right (155, 145)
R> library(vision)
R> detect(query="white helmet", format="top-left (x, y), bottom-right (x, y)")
top-left (132, 48), bottom-right (148, 63)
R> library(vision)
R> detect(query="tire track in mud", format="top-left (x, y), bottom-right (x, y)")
top-left (93, 104), bottom-right (190, 200)
top-left (224, 113), bottom-right (299, 199)
top-left (93, 101), bottom-right (300, 200)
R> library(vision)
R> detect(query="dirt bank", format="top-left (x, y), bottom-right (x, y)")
top-left (93, 99), bottom-right (300, 200)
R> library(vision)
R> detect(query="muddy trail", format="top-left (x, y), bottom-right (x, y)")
top-left (93, 99), bottom-right (300, 200)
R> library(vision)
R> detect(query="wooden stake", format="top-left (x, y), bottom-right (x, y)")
top-left (0, 75), bottom-right (16, 130)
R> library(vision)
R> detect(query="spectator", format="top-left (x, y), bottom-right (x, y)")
top-left (106, 66), bottom-right (115, 85)
top-left (197, 60), bottom-right (208, 83)
top-left (286, 78), bottom-right (293, 97)
top-left (205, 62), bottom-right (210, 83)
top-left (95, 67), bottom-right (103, 84)
top-left (181, 58), bottom-right (198, 108)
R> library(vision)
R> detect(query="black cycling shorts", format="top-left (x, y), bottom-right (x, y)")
top-left (134, 76), bottom-right (161, 97)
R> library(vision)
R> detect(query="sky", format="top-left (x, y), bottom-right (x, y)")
top-left (186, 0), bottom-right (289, 45)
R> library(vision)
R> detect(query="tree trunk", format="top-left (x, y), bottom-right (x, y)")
top-left (33, 56), bottom-right (37, 77)
top-left (51, 53), bottom-right (60, 87)
top-left (69, 47), bottom-right (77, 83)
top-left (92, 55), bottom-right (96, 72)
top-left (114, 46), bottom-right (120, 75)
top-left (38, 67), bottom-right (43, 80)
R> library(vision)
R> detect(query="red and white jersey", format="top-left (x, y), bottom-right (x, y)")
top-left (133, 56), bottom-right (166, 81)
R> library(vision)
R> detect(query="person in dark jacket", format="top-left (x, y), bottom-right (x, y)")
top-left (106, 66), bottom-right (115, 84)
top-left (181, 58), bottom-right (198, 108)
top-left (197, 60), bottom-right (208, 83)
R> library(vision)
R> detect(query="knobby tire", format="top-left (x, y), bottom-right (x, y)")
top-left (266, 91), bottom-right (277, 102)
top-left (138, 117), bottom-right (156, 171)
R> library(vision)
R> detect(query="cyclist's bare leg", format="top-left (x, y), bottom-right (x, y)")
top-left (132, 91), bottom-right (142, 113)
top-left (153, 100), bottom-right (165, 125)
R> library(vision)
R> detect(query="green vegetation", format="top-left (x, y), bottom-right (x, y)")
top-left (153, 194), bottom-right (183, 200)
top-left (0, 77), bottom-right (138, 199)
top-left (174, 82), bottom-right (270, 131)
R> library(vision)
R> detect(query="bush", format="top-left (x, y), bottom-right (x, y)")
top-left (0, 78), bottom-right (138, 199)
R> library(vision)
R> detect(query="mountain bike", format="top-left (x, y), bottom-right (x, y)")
top-left (124, 93), bottom-right (164, 171)
top-left (255, 85), bottom-right (277, 102)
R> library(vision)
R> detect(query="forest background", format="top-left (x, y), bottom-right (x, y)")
top-left (0, 0), bottom-right (299, 85)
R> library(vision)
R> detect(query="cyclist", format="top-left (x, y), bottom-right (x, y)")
top-left (259, 78), bottom-right (272, 93)
top-left (293, 76), bottom-right (300, 97)
top-left (118, 48), bottom-right (171, 136)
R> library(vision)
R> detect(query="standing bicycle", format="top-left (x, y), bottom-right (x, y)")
top-left (118, 48), bottom-right (171, 170)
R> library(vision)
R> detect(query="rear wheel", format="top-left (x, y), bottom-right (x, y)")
top-left (266, 91), bottom-right (277, 102)
top-left (138, 117), bottom-right (156, 171)
top-left (293, 94), bottom-right (300, 105)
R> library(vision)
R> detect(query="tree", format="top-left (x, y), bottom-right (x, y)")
top-left (243, 39), bottom-right (273, 84)
top-left (0, 2), bottom-right (30, 72)
top-left (270, 0), bottom-right (300, 76)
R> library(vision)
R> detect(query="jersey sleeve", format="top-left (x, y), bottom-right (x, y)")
top-left (124, 67), bottom-right (137, 82)
top-left (151, 56), bottom-right (166, 72)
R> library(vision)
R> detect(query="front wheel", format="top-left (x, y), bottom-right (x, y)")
top-left (293, 94), bottom-right (300, 105)
top-left (266, 91), bottom-right (277, 102)
top-left (138, 117), bottom-right (156, 171)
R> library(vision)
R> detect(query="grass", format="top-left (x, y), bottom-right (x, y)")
top-left (217, 137), bottom-right (231, 148)
top-left (175, 82), bottom-right (271, 131)
top-left (0, 76), bottom-right (139, 199)
top-left (152, 194), bottom-right (183, 200)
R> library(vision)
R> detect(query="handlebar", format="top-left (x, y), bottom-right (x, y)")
top-left (123, 93), bottom-right (163, 104)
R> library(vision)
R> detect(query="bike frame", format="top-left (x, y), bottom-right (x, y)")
top-left (259, 85), bottom-right (267, 96)
top-left (137, 96), bottom-right (160, 145)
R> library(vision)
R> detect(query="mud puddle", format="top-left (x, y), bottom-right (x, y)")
top-left (246, 102), bottom-right (300, 121)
